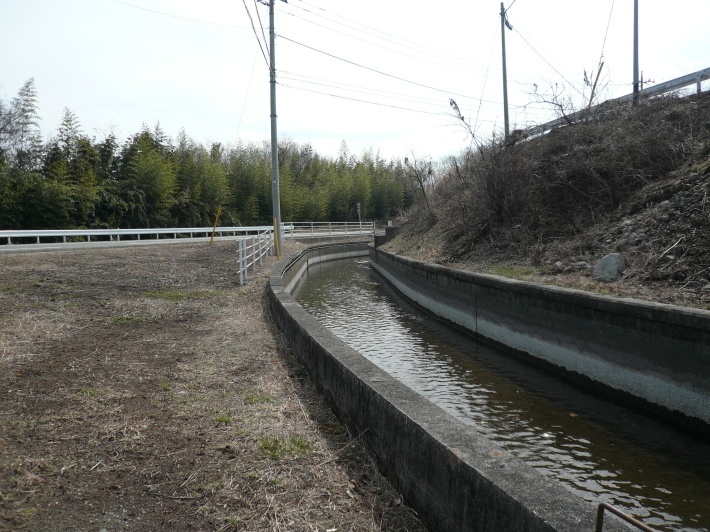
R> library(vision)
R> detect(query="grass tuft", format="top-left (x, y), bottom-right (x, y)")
top-left (259, 435), bottom-right (313, 461)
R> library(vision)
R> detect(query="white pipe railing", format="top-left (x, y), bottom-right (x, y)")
top-left (0, 226), bottom-right (275, 245)
top-left (284, 221), bottom-right (375, 237)
top-left (237, 230), bottom-right (275, 285)
top-left (0, 223), bottom-right (376, 285)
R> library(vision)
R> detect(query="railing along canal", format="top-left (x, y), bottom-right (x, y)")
top-left (0, 222), bottom-right (377, 286)
top-left (284, 221), bottom-right (376, 238)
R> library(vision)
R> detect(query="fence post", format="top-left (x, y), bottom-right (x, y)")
top-left (259, 233), bottom-right (264, 266)
top-left (238, 239), bottom-right (245, 285)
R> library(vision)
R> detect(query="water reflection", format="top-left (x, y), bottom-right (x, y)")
top-left (293, 258), bottom-right (710, 532)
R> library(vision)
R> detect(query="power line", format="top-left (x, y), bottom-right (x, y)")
top-left (599, 0), bottom-right (615, 65)
top-left (278, 82), bottom-right (453, 117)
top-left (253, 0), bottom-right (270, 55)
top-left (285, 1), bottom-right (476, 72)
top-left (279, 71), bottom-right (450, 107)
top-left (281, 9), bottom-right (489, 77)
top-left (242, 0), bottom-right (270, 69)
top-left (109, 0), bottom-right (242, 28)
top-left (511, 24), bottom-right (586, 98)
top-left (473, 23), bottom-right (499, 136)
top-left (279, 34), bottom-right (499, 104)
top-left (279, 68), bottom-right (550, 114)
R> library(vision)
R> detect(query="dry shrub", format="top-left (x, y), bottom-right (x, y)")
top-left (432, 92), bottom-right (710, 260)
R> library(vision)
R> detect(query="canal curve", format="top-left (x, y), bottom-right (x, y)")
top-left (293, 257), bottom-right (710, 532)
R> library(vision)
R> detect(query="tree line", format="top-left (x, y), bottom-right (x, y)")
top-left (0, 79), bottom-right (416, 230)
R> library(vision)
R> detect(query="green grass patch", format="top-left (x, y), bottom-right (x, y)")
top-left (81, 388), bottom-right (100, 397)
top-left (213, 414), bottom-right (232, 425)
top-left (482, 264), bottom-right (540, 279)
top-left (244, 389), bottom-right (273, 405)
top-left (259, 435), bottom-right (313, 461)
top-left (160, 380), bottom-right (172, 391)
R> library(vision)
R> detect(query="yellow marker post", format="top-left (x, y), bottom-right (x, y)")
top-left (210, 206), bottom-right (222, 244)
top-left (273, 218), bottom-right (281, 260)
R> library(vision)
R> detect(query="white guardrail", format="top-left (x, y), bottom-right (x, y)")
top-left (284, 221), bottom-right (376, 237)
top-left (0, 226), bottom-right (274, 245)
top-left (237, 230), bottom-right (275, 285)
top-left (0, 222), bottom-right (377, 285)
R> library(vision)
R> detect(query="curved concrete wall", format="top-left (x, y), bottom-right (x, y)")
top-left (269, 242), bottom-right (627, 532)
top-left (370, 247), bottom-right (710, 432)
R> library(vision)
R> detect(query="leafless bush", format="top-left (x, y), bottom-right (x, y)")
top-left (431, 92), bottom-right (710, 260)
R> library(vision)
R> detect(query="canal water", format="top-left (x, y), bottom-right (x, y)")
top-left (293, 258), bottom-right (710, 532)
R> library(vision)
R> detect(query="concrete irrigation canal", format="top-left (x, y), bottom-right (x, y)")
top-left (269, 242), bottom-right (709, 532)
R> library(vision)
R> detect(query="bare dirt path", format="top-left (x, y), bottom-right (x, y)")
top-left (0, 242), bottom-right (424, 531)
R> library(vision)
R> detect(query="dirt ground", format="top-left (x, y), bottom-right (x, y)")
top-left (0, 241), bottom-right (425, 531)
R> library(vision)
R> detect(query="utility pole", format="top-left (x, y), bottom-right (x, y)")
top-left (500, 2), bottom-right (512, 138)
top-left (632, 0), bottom-right (639, 106)
top-left (269, 0), bottom-right (283, 255)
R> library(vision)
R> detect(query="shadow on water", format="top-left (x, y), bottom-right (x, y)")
top-left (293, 258), bottom-right (710, 532)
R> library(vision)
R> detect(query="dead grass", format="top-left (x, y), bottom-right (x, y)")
top-left (392, 92), bottom-right (710, 310)
top-left (0, 242), bottom-right (425, 531)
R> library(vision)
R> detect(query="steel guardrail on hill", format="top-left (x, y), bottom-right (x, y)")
top-left (527, 66), bottom-right (710, 138)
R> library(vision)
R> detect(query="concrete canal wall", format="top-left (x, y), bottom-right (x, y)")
top-left (370, 247), bottom-right (710, 432)
top-left (269, 242), bottom-right (627, 532)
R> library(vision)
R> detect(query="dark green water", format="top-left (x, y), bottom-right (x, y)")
top-left (293, 258), bottom-right (710, 532)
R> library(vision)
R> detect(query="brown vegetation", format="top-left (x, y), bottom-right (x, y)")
top-left (0, 242), bottom-right (424, 531)
top-left (389, 92), bottom-right (710, 309)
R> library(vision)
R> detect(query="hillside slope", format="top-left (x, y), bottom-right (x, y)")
top-left (386, 93), bottom-right (710, 309)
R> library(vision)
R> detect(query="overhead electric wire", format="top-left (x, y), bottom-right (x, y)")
top-left (598, 0), bottom-right (615, 65)
top-left (253, 0), bottom-right (270, 55)
top-left (109, 0), bottom-right (242, 28)
top-left (278, 34), bottom-right (501, 105)
top-left (473, 23), bottom-right (499, 136)
top-left (242, 0), bottom-right (270, 68)
top-left (280, 70), bottom-right (452, 106)
top-left (286, 0), bottom-right (543, 83)
top-left (279, 76), bottom-right (443, 108)
top-left (280, 68), bottom-right (552, 114)
top-left (286, 1), bottom-right (475, 72)
top-left (278, 82), bottom-right (448, 116)
top-left (280, 10), bottom-right (492, 78)
top-left (511, 25), bottom-right (586, 98)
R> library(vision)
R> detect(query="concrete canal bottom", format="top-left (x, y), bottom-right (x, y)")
top-left (292, 258), bottom-right (710, 532)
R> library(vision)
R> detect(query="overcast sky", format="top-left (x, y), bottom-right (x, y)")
top-left (1, 0), bottom-right (708, 161)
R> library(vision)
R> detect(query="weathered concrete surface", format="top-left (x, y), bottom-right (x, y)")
top-left (269, 242), bottom-right (628, 532)
top-left (374, 226), bottom-right (403, 248)
top-left (370, 247), bottom-right (710, 432)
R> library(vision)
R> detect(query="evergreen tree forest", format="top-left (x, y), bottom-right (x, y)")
top-left (0, 80), bottom-right (415, 230)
